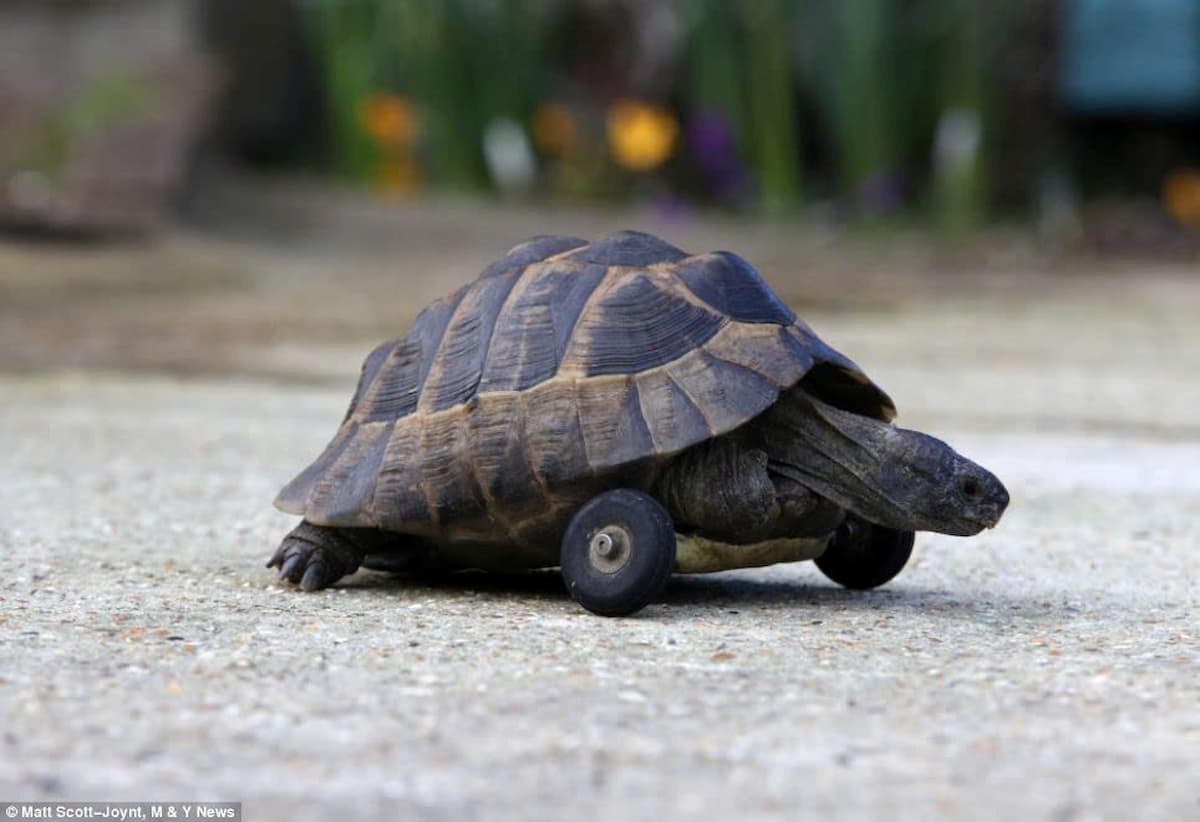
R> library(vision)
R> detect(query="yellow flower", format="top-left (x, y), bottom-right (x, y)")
top-left (606, 99), bottom-right (678, 172)
top-left (360, 94), bottom-right (418, 147)
top-left (531, 103), bottom-right (577, 157)
top-left (1163, 168), bottom-right (1200, 227)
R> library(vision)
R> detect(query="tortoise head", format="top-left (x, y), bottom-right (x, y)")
top-left (868, 426), bottom-right (1010, 536)
top-left (758, 388), bottom-right (1010, 537)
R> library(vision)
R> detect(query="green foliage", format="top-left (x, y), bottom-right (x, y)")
top-left (300, 0), bottom-right (1005, 223)
top-left (742, 1), bottom-right (802, 212)
top-left (683, 0), bottom-right (745, 142)
top-left (829, 1), bottom-right (896, 193)
top-left (3, 70), bottom-right (151, 182)
top-left (303, 0), bottom-right (384, 180)
top-left (926, 0), bottom-right (1014, 233)
top-left (684, 0), bottom-right (801, 212)
top-left (303, 0), bottom-right (553, 190)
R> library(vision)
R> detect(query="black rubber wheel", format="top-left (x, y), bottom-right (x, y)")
top-left (814, 516), bottom-right (915, 590)
top-left (560, 489), bottom-right (676, 617)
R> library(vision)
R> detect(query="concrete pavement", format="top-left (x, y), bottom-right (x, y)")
top-left (1, 208), bottom-right (1198, 820)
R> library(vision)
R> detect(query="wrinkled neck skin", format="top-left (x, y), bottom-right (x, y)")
top-left (752, 387), bottom-right (1009, 537)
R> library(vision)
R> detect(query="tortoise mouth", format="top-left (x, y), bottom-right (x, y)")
top-left (978, 495), bottom-right (1009, 530)
top-left (957, 470), bottom-right (1010, 531)
top-left (939, 494), bottom-right (1008, 536)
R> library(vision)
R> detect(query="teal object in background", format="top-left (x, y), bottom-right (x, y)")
top-left (1060, 0), bottom-right (1200, 115)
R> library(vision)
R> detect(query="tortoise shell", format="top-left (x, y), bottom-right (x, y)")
top-left (275, 231), bottom-right (894, 548)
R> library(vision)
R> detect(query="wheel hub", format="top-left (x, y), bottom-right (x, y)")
top-left (588, 526), bottom-right (632, 574)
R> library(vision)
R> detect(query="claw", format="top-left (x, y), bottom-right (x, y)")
top-left (268, 523), bottom-right (365, 592)
top-left (300, 562), bottom-right (328, 592)
top-left (279, 554), bottom-right (305, 582)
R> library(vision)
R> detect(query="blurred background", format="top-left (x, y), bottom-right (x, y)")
top-left (2, 0), bottom-right (1199, 381)
top-left (7, 0), bottom-right (1200, 383)
top-left (3, 0), bottom-right (1200, 245)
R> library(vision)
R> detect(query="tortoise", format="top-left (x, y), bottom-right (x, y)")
top-left (269, 230), bottom-right (1009, 615)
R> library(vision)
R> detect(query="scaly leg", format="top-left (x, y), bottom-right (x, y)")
top-left (655, 437), bottom-right (846, 544)
top-left (654, 439), bottom-right (780, 543)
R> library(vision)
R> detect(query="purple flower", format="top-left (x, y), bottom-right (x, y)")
top-left (855, 169), bottom-right (907, 216)
top-left (687, 108), bottom-right (752, 204)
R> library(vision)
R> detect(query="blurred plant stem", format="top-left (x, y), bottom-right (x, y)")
top-left (742, 0), bottom-right (801, 213)
top-left (402, 1), bottom-right (487, 191)
top-left (683, 0), bottom-right (745, 145)
top-left (306, 0), bottom-right (376, 180)
top-left (684, 0), bottom-right (800, 213)
top-left (830, 0), bottom-right (894, 203)
top-left (931, 0), bottom-right (988, 235)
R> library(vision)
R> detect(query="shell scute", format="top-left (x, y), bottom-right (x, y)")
top-left (576, 377), bottom-right (656, 470)
top-left (494, 235), bottom-right (587, 270)
top-left (562, 271), bottom-right (727, 377)
top-left (372, 421), bottom-right (431, 529)
top-left (562, 229), bottom-right (687, 266)
top-left (420, 268), bottom-right (523, 413)
top-left (676, 251), bottom-right (796, 325)
top-left (634, 369), bottom-right (711, 454)
top-left (521, 380), bottom-right (590, 489)
top-left (357, 341), bottom-right (422, 422)
top-left (478, 261), bottom-right (607, 392)
top-left (664, 348), bottom-right (780, 434)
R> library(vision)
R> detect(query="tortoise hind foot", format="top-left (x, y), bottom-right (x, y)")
top-left (267, 521), bottom-right (368, 591)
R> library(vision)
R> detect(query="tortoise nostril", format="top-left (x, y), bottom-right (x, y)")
top-left (959, 476), bottom-right (983, 500)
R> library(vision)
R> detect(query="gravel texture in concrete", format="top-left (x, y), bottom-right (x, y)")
top-left (1, 215), bottom-right (1198, 820)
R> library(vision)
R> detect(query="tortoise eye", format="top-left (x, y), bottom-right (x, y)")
top-left (958, 476), bottom-right (983, 500)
